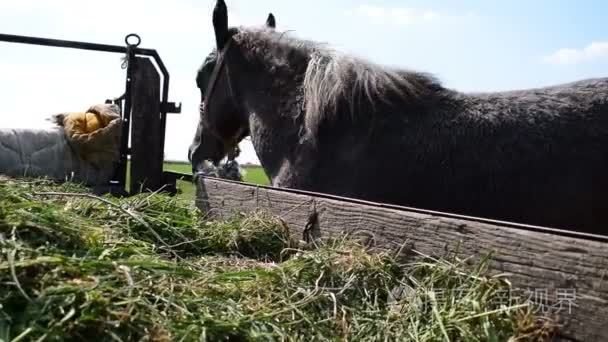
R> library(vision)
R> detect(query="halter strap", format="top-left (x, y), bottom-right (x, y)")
top-left (203, 38), bottom-right (234, 110)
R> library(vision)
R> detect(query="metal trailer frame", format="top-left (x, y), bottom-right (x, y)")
top-left (0, 32), bottom-right (189, 195)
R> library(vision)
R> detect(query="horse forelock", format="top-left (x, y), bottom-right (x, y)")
top-left (233, 27), bottom-right (444, 142)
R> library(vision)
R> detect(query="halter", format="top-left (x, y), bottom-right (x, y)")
top-left (198, 37), bottom-right (247, 161)
top-left (202, 38), bottom-right (235, 114)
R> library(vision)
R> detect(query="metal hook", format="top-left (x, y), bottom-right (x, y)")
top-left (121, 34), bottom-right (140, 70)
top-left (124, 33), bottom-right (141, 47)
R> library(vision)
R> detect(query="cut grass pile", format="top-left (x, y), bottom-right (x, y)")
top-left (0, 177), bottom-right (555, 341)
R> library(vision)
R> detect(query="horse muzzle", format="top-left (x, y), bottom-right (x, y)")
top-left (189, 142), bottom-right (225, 174)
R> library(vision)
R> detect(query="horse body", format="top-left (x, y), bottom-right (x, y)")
top-left (191, 1), bottom-right (608, 234)
top-left (365, 78), bottom-right (608, 231)
top-left (262, 74), bottom-right (608, 232)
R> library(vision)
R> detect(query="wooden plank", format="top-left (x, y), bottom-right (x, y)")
top-left (195, 176), bottom-right (608, 342)
top-left (129, 57), bottom-right (163, 194)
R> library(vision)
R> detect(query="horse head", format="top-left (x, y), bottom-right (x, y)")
top-left (188, 0), bottom-right (276, 173)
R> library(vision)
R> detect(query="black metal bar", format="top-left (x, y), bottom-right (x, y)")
top-left (118, 48), bottom-right (136, 191)
top-left (164, 171), bottom-right (194, 183)
top-left (105, 95), bottom-right (127, 192)
top-left (156, 52), bottom-right (170, 167)
top-left (0, 33), bottom-right (153, 56)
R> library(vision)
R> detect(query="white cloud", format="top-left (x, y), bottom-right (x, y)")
top-left (543, 41), bottom-right (608, 65)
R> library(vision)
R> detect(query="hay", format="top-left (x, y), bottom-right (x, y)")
top-left (0, 177), bottom-right (555, 341)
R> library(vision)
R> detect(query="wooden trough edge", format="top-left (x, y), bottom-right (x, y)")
top-left (194, 176), bottom-right (608, 342)
top-left (189, 175), bottom-right (608, 242)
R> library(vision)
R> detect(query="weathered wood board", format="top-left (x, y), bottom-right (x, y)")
top-left (195, 176), bottom-right (608, 342)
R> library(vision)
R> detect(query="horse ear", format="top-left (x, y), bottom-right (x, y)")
top-left (213, 0), bottom-right (229, 50)
top-left (265, 13), bottom-right (276, 29)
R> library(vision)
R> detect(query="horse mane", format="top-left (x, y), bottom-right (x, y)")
top-left (233, 27), bottom-right (445, 140)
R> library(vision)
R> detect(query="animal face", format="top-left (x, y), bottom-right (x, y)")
top-left (188, 1), bottom-right (276, 171)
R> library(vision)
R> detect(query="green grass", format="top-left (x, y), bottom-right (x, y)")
top-left (0, 177), bottom-right (557, 341)
top-left (240, 166), bottom-right (270, 186)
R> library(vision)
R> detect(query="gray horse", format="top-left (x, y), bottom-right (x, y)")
top-left (189, 0), bottom-right (608, 234)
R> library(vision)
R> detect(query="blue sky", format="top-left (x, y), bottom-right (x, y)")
top-left (1, 0), bottom-right (607, 164)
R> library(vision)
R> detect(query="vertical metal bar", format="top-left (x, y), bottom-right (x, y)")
top-left (159, 77), bottom-right (169, 165)
top-left (154, 53), bottom-right (170, 172)
top-left (105, 94), bottom-right (125, 192)
top-left (116, 47), bottom-right (136, 192)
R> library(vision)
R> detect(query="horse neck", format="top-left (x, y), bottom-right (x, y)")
top-left (238, 75), bottom-right (310, 185)
top-left (228, 38), bottom-right (320, 185)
